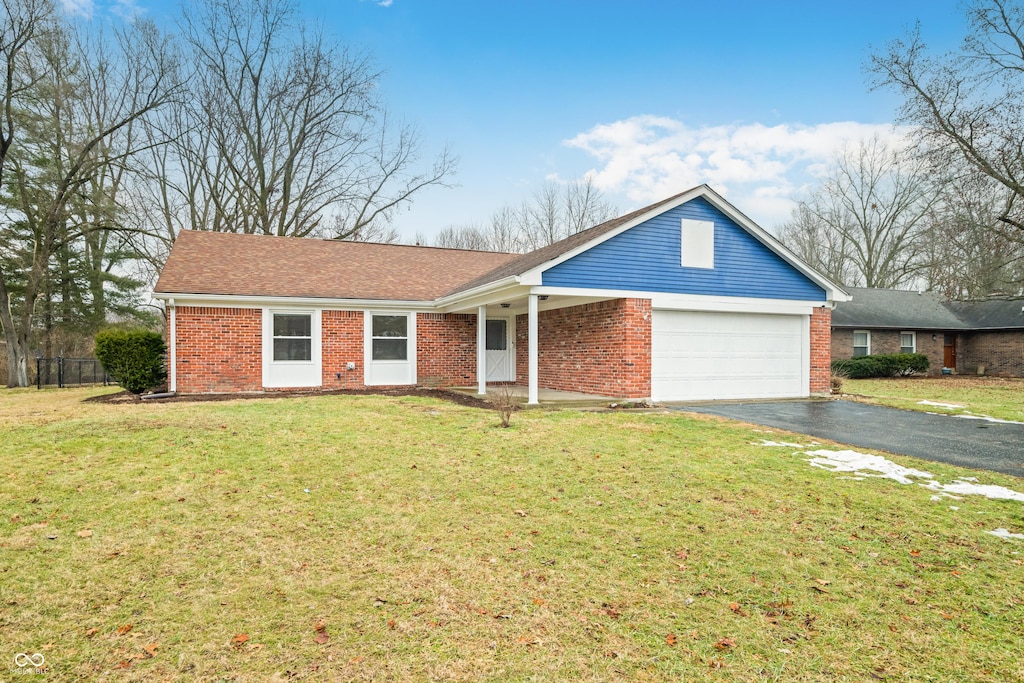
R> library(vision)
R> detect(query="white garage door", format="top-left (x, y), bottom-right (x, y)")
top-left (652, 310), bottom-right (806, 401)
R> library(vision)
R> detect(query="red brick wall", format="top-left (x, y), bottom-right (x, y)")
top-left (810, 308), bottom-right (832, 394)
top-left (959, 331), bottom-right (1024, 376)
top-left (175, 306), bottom-right (262, 393)
top-left (417, 313), bottom-right (477, 387)
top-left (322, 310), bottom-right (364, 388)
top-left (515, 298), bottom-right (652, 399)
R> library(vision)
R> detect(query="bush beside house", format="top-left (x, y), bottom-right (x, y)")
top-left (94, 329), bottom-right (167, 394)
top-left (832, 353), bottom-right (930, 379)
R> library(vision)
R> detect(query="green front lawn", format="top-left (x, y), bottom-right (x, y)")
top-left (844, 377), bottom-right (1024, 423)
top-left (1, 387), bottom-right (1022, 681)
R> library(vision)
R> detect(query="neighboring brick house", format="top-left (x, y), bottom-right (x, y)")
top-left (154, 185), bottom-right (848, 403)
top-left (832, 287), bottom-right (1024, 376)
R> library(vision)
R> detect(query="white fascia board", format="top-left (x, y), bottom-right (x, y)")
top-left (532, 285), bottom-right (823, 316)
top-left (694, 186), bottom-right (850, 303)
top-left (651, 293), bottom-right (823, 316)
top-left (151, 292), bottom-right (436, 311)
top-left (434, 277), bottom-right (524, 313)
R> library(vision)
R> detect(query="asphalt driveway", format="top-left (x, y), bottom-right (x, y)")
top-left (678, 399), bottom-right (1024, 478)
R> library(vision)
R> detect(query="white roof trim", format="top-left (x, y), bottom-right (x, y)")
top-left (153, 291), bottom-right (437, 311)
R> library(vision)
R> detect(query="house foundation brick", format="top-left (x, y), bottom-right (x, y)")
top-left (515, 298), bottom-right (652, 399)
top-left (175, 306), bottom-right (262, 393)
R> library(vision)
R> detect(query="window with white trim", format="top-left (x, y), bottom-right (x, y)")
top-left (853, 330), bottom-right (870, 357)
top-left (371, 314), bottom-right (408, 360)
top-left (900, 331), bottom-right (916, 354)
top-left (273, 313), bottom-right (312, 361)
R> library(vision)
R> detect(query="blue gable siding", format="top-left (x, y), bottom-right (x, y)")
top-left (541, 196), bottom-right (826, 301)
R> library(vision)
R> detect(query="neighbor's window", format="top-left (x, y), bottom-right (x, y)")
top-left (273, 313), bottom-right (312, 361)
top-left (853, 330), bottom-right (870, 357)
top-left (900, 331), bottom-right (916, 354)
top-left (372, 314), bottom-right (408, 360)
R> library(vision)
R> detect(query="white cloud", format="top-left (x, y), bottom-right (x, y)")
top-left (60, 0), bottom-right (94, 17)
top-left (111, 0), bottom-right (145, 20)
top-left (564, 116), bottom-right (913, 229)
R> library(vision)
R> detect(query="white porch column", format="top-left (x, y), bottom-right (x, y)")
top-left (476, 305), bottom-right (487, 395)
top-left (168, 299), bottom-right (177, 393)
top-left (528, 293), bottom-right (539, 405)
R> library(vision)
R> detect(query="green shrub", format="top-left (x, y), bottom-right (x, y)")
top-left (831, 353), bottom-right (929, 379)
top-left (94, 328), bottom-right (167, 394)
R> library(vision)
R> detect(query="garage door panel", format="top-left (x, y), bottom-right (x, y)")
top-left (652, 310), bottom-right (806, 401)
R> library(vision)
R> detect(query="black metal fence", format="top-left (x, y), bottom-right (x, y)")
top-left (36, 357), bottom-right (111, 389)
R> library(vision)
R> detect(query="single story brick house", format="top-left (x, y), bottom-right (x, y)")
top-left (831, 287), bottom-right (1024, 376)
top-left (153, 185), bottom-right (848, 403)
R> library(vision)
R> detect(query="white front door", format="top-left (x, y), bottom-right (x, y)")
top-left (485, 318), bottom-right (513, 382)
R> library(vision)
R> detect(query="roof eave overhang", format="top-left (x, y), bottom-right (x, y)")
top-left (153, 291), bottom-right (437, 310)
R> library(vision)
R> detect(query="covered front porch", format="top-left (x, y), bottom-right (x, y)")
top-left (437, 286), bottom-right (652, 405)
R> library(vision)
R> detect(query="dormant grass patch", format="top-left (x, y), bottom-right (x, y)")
top-left (845, 376), bottom-right (1024, 423)
top-left (1, 387), bottom-right (1022, 681)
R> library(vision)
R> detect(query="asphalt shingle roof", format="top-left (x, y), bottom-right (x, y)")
top-left (833, 287), bottom-right (1024, 330)
top-left (154, 230), bottom-right (518, 302)
top-left (831, 287), bottom-right (968, 329)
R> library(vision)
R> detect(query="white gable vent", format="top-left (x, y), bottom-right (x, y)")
top-left (680, 218), bottom-right (714, 269)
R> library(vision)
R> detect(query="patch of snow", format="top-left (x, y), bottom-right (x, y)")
top-left (954, 413), bottom-right (1024, 425)
top-left (922, 480), bottom-right (1024, 502)
top-left (755, 439), bottom-right (804, 448)
top-left (918, 400), bottom-right (965, 409)
top-left (987, 528), bottom-right (1024, 540)
top-left (764, 443), bottom-right (1024, 503)
top-left (802, 449), bottom-right (933, 485)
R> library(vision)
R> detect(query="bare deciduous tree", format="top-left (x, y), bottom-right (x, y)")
top-left (133, 0), bottom-right (454, 255)
top-left (869, 0), bottom-right (1024, 231)
top-left (0, 2), bottom-right (180, 386)
top-left (777, 136), bottom-right (941, 289)
top-left (434, 178), bottom-right (617, 253)
top-left (922, 170), bottom-right (1024, 297)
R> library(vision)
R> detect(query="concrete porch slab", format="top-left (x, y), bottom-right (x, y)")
top-left (451, 385), bottom-right (622, 408)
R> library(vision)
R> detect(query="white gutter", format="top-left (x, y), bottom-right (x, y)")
top-left (151, 292), bottom-right (437, 311)
top-left (168, 298), bottom-right (176, 393)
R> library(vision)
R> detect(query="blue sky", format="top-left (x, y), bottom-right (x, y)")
top-left (70, 0), bottom-right (968, 239)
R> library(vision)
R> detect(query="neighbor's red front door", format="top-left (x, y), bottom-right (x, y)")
top-left (943, 334), bottom-right (957, 369)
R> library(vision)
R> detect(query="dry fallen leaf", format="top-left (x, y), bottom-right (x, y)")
top-left (314, 631), bottom-right (329, 644)
top-left (387, 619), bottom-right (396, 630)
top-left (713, 637), bottom-right (736, 651)
top-left (814, 579), bottom-right (831, 586)
top-left (909, 549), bottom-right (921, 557)
top-left (349, 655), bottom-right (364, 664)
top-left (116, 623), bottom-right (133, 636)
top-left (313, 619), bottom-right (327, 632)
top-left (728, 602), bottom-right (747, 616)
top-left (142, 643), bottom-right (159, 658)
top-left (665, 633), bottom-right (677, 646)
top-left (517, 635), bottom-right (539, 646)
top-left (675, 548), bottom-right (689, 560)
top-left (113, 660), bottom-right (132, 670)
top-left (231, 633), bottom-right (250, 646)
top-left (76, 529), bottom-right (93, 538)
top-left (85, 627), bottom-right (99, 638)
top-left (514, 509), bottom-right (527, 517)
